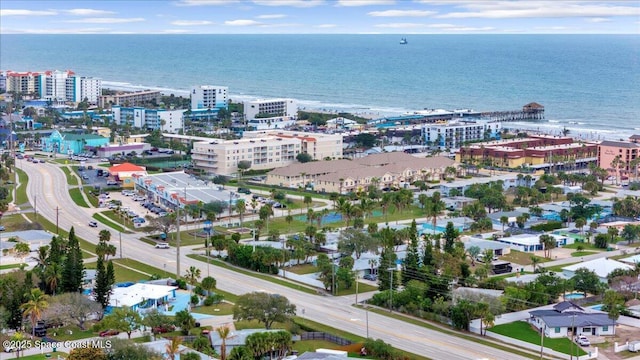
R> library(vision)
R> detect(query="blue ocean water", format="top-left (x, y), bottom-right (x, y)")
top-left (1, 34), bottom-right (638, 139)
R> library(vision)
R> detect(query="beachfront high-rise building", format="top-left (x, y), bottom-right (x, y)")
top-left (111, 105), bottom-right (184, 133)
top-left (190, 85), bottom-right (228, 110)
top-left (422, 120), bottom-right (502, 150)
top-left (99, 90), bottom-right (162, 108)
top-left (2, 70), bottom-right (102, 104)
top-left (244, 98), bottom-right (297, 119)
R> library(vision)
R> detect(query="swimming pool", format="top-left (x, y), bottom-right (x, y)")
top-left (419, 223), bottom-right (464, 234)
top-left (565, 292), bottom-right (585, 300)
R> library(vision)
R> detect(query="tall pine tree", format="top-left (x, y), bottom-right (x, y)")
top-left (94, 255), bottom-right (110, 309)
top-left (443, 222), bottom-right (459, 254)
top-left (106, 260), bottom-right (115, 288)
top-left (61, 227), bottom-right (84, 293)
top-left (402, 220), bottom-right (420, 286)
top-left (48, 235), bottom-right (63, 265)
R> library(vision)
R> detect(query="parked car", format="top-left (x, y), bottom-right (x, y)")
top-left (575, 335), bottom-right (590, 347)
top-left (0, 226), bottom-right (5, 231)
top-left (88, 221), bottom-right (98, 227)
top-left (152, 324), bottom-right (175, 333)
top-left (363, 274), bottom-right (377, 281)
top-left (99, 329), bottom-right (120, 337)
top-left (237, 188), bottom-right (251, 194)
top-left (107, 180), bottom-right (119, 186)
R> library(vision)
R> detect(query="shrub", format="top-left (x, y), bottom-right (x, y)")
top-left (190, 294), bottom-right (199, 305)
top-left (176, 279), bottom-right (187, 290)
top-left (530, 221), bottom-right (563, 232)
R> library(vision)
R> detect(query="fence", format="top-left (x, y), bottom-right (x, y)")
top-left (300, 332), bottom-right (352, 346)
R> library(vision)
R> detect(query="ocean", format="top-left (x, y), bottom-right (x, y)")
top-left (1, 34), bottom-right (638, 140)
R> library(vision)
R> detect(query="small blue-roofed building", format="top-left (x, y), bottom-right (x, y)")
top-left (41, 129), bottom-right (109, 155)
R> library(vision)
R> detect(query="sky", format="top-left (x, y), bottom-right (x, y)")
top-left (1, 0), bottom-right (639, 34)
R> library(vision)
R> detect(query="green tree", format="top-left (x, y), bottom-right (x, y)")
top-left (603, 289), bottom-right (625, 338)
top-left (61, 227), bottom-right (84, 293)
top-left (174, 309), bottom-right (195, 335)
top-left (20, 288), bottom-right (49, 337)
top-left (572, 268), bottom-right (603, 296)
top-left (99, 306), bottom-right (142, 339)
top-left (184, 266), bottom-right (201, 291)
top-left (403, 220), bottom-right (420, 285)
top-left (165, 336), bottom-right (185, 360)
top-left (94, 255), bottom-right (111, 309)
top-left (233, 292), bottom-right (296, 329)
top-left (201, 276), bottom-right (216, 295)
top-left (443, 221), bottom-right (459, 254)
top-left (296, 153), bottom-right (313, 163)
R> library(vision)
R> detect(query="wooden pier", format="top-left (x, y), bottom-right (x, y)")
top-left (480, 102), bottom-right (545, 122)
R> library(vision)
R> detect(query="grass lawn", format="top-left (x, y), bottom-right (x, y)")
top-left (85, 259), bottom-right (150, 283)
top-left (113, 258), bottom-right (173, 279)
top-left (61, 166), bottom-right (79, 186)
top-left (193, 302), bottom-right (234, 315)
top-left (19, 352), bottom-right (69, 359)
top-left (82, 187), bottom-right (99, 207)
top-left (15, 168), bottom-right (29, 205)
top-left (287, 263), bottom-right (319, 275)
top-left (187, 254), bottom-right (318, 296)
top-left (335, 281), bottom-right (378, 296)
top-left (571, 251), bottom-right (598, 257)
top-left (490, 321), bottom-right (586, 356)
top-left (292, 339), bottom-right (341, 353)
top-left (164, 228), bottom-right (210, 247)
top-left (0, 263), bottom-right (24, 270)
top-left (563, 242), bottom-right (602, 250)
top-left (48, 325), bottom-right (96, 341)
top-left (500, 250), bottom-right (551, 265)
top-left (1, 213), bottom-right (32, 231)
top-left (92, 213), bottom-right (126, 232)
top-left (69, 188), bottom-right (90, 208)
top-left (100, 210), bottom-right (129, 228)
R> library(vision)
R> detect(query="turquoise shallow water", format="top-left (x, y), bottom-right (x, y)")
top-left (2, 34), bottom-right (638, 138)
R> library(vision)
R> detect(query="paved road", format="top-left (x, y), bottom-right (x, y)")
top-left (20, 160), bottom-right (532, 360)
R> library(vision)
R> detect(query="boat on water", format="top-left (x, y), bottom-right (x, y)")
top-left (400, 38), bottom-right (407, 45)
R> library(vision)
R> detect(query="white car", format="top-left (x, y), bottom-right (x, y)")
top-left (575, 335), bottom-right (590, 347)
top-left (155, 243), bottom-right (170, 249)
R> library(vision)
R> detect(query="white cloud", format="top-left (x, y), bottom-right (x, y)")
top-left (446, 26), bottom-right (495, 31)
top-left (64, 9), bottom-right (115, 16)
top-left (65, 17), bottom-right (145, 24)
top-left (427, 23), bottom-right (456, 28)
top-left (256, 14), bottom-right (287, 19)
top-left (225, 19), bottom-right (262, 26)
top-left (252, 0), bottom-right (324, 7)
top-left (161, 29), bottom-right (192, 33)
top-left (1, 27), bottom-right (110, 34)
top-left (337, 0), bottom-right (395, 6)
top-left (368, 9), bottom-right (436, 17)
top-left (586, 17), bottom-right (611, 23)
top-left (0, 9), bottom-right (58, 16)
top-left (316, 23), bottom-right (337, 28)
top-left (176, 0), bottom-right (239, 6)
top-left (437, 1), bottom-right (640, 19)
top-left (375, 22), bottom-right (428, 28)
top-left (171, 20), bottom-right (213, 26)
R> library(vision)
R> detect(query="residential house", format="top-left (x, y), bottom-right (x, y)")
top-left (562, 258), bottom-right (634, 283)
top-left (530, 301), bottom-right (616, 338)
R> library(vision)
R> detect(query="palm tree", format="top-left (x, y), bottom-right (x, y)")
top-left (44, 263), bottom-right (62, 295)
top-left (530, 255), bottom-right (541, 272)
top-left (99, 229), bottom-right (111, 243)
top-left (184, 266), bottom-right (201, 292)
top-left (21, 288), bottom-right (49, 337)
top-left (285, 211), bottom-right (293, 233)
top-left (500, 216), bottom-right (509, 231)
top-left (217, 325), bottom-right (231, 360)
top-left (165, 336), bottom-right (185, 360)
top-left (235, 199), bottom-right (246, 226)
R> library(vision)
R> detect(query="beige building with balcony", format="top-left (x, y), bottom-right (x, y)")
top-left (266, 152), bottom-right (456, 194)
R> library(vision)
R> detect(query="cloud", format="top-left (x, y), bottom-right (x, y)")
top-left (225, 19), bottom-right (262, 26)
top-left (171, 20), bottom-right (213, 26)
top-left (368, 9), bottom-right (436, 17)
top-left (446, 26), bottom-right (495, 31)
top-left (1, 27), bottom-right (110, 34)
top-left (316, 23), bottom-right (337, 28)
top-left (65, 17), bottom-right (145, 24)
top-left (375, 22), bottom-right (429, 28)
top-left (64, 9), bottom-right (115, 16)
top-left (586, 17), bottom-right (611, 23)
top-left (0, 9), bottom-right (58, 16)
top-left (256, 14), bottom-right (287, 19)
top-left (161, 29), bottom-right (192, 33)
top-left (337, 0), bottom-right (395, 6)
top-left (427, 23), bottom-right (456, 28)
top-left (176, 0), bottom-right (239, 5)
top-left (252, 0), bottom-right (324, 7)
top-left (437, 1), bottom-right (640, 19)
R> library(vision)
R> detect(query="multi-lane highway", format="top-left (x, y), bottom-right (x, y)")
top-left (22, 160), bottom-right (531, 360)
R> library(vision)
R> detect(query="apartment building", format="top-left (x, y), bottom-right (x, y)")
top-left (598, 138), bottom-right (640, 177)
top-left (99, 90), bottom-right (162, 108)
top-left (3, 70), bottom-right (102, 104)
top-left (457, 135), bottom-right (597, 170)
top-left (422, 120), bottom-right (501, 150)
top-left (192, 136), bottom-right (301, 175)
top-left (190, 85), bottom-right (228, 110)
top-left (111, 106), bottom-right (184, 132)
top-left (243, 130), bottom-right (343, 160)
top-left (244, 99), bottom-right (297, 119)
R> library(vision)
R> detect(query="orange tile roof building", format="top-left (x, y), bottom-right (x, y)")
top-left (109, 162), bottom-right (148, 188)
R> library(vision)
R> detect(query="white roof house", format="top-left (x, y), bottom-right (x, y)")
top-left (620, 254), bottom-right (640, 264)
top-left (141, 339), bottom-right (209, 360)
top-left (562, 258), bottom-right (634, 283)
top-left (109, 283), bottom-right (177, 309)
top-left (494, 233), bottom-right (572, 253)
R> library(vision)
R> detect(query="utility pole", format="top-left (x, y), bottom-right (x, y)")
top-left (55, 207), bottom-right (60, 234)
top-left (389, 268), bottom-right (393, 311)
top-left (355, 275), bottom-right (359, 305)
top-left (176, 205), bottom-right (181, 280)
top-left (539, 324), bottom-right (545, 360)
top-left (570, 315), bottom-right (575, 360)
top-left (365, 306), bottom-right (369, 338)
top-left (34, 195), bottom-right (37, 221)
top-left (119, 231), bottom-right (123, 259)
